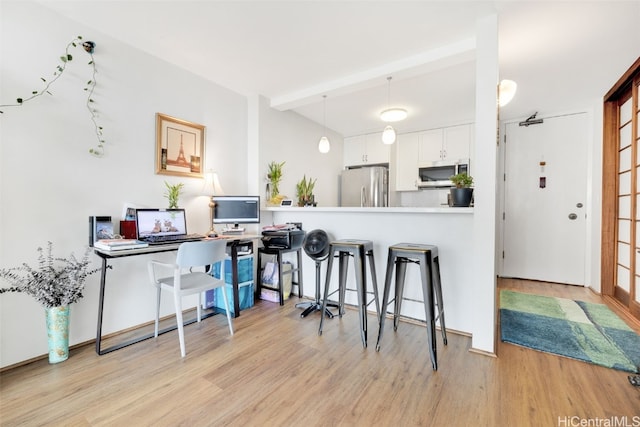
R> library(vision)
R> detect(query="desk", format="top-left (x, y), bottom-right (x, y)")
top-left (93, 236), bottom-right (257, 355)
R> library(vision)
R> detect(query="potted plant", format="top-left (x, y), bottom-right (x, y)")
top-left (164, 181), bottom-right (184, 209)
top-left (450, 172), bottom-right (474, 207)
top-left (0, 242), bottom-right (99, 363)
top-left (267, 161), bottom-right (285, 204)
top-left (296, 175), bottom-right (317, 207)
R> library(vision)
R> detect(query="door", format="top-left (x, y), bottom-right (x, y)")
top-left (501, 113), bottom-right (588, 285)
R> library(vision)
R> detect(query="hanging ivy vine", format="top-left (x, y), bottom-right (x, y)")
top-left (0, 36), bottom-right (106, 156)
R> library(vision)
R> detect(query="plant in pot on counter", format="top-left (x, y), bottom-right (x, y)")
top-left (450, 172), bottom-right (474, 207)
top-left (296, 175), bottom-right (317, 207)
top-left (267, 161), bottom-right (286, 205)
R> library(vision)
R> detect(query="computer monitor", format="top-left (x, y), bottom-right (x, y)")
top-left (213, 195), bottom-right (260, 229)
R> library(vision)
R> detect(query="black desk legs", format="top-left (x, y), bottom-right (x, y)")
top-left (95, 257), bottom-right (109, 355)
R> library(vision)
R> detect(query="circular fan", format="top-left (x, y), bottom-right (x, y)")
top-left (303, 229), bottom-right (330, 261)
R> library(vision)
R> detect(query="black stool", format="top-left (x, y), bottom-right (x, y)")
top-left (375, 243), bottom-right (447, 371)
top-left (318, 239), bottom-right (381, 347)
top-left (257, 246), bottom-right (303, 306)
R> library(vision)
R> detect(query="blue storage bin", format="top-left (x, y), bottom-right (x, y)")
top-left (211, 257), bottom-right (253, 284)
top-left (205, 282), bottom-right (254, 315)
top-left (204, 256), bottom-right (254, 314)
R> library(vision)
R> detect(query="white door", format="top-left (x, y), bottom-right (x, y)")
top-left (501, 113), bottom-right (588, 285)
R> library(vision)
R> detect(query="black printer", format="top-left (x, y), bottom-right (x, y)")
top-left (261, 224), bottom-right (305, 250)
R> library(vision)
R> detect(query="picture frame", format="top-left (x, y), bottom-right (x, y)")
top-left (155, 113), bottom-right (205, 178)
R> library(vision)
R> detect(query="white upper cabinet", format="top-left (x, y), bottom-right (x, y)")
top-left (344, 133), bottom-right (390, 167)
top-left (395, 132), bottom-right (420, 191)
top-left (419, 124), bottom-right (472, 164)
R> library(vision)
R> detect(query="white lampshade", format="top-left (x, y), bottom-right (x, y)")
top-left (203, 170), bottom-right (224, 196)
top-left (382, 125), bottom-right (396, 145)
top-left (318, 136), bottom-right (331, 153)
top-left (498, 79), bottom-right (517, 107)
top-left (380, 108), bottom-right (408, 122)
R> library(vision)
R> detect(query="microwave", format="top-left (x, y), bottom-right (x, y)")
top-left (417, 159), bottom-right (470, 188)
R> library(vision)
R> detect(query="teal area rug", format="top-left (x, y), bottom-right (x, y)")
top-left (500, 290), bottom-right (640, 373)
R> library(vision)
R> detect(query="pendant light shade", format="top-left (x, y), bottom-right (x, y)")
top-left (318, 95), bottom-right (330, 153)
top-left (381, 76), bottom-right (402, 144)
top-left (382, 125), bottom-right (396, 145)
top-left (318, 136), bottom-right (330, 153)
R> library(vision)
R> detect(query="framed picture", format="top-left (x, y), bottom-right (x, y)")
top-left (155, 113), bottom-right (204, 178)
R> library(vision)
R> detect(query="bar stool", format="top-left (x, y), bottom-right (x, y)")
top-left (257, 246), bottom-right (303, 306)
top-left (375, 243), bottom-right (447, 371)
top-left (318, 239), bottom-right (381, 347)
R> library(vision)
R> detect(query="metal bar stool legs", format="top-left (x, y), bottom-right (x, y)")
top-left (318, 239), bottom-right (380, 348)
top-left (376, 243), bottom-right (447, 371)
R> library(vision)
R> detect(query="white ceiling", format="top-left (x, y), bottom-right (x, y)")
top-left (37, 0), bottom-right (640, 137)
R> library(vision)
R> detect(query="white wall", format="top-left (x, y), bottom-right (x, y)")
top-left (257, 95), bottom-right (344, 208)
top-left (0, 2), bottom-right (248, 368)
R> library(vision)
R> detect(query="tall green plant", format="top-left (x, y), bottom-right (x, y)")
top-left (267, 161), bottom-right (285, 199)
top-left (164, 181), bottom-right (184, 208)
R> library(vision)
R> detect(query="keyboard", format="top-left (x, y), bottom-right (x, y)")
top-left (141, 234), bottom-right (205, 245)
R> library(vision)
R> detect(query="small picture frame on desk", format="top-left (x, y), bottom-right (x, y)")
top-left (155, 113), bottom-right (205, 178)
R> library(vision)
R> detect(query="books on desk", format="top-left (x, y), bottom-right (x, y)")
top-left (94, 239), bottom-right (149, 251)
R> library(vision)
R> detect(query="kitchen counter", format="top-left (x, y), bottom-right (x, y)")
top-left (264, 206), bottom-right (473, 214)
top-left (260, 206), bottom-right (476, 343)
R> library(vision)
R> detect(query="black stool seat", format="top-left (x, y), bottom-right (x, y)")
top-left (376, 242), bottom-right (447, 371)
top-left (257, 246), bottom-right (303, 306)
top-left (318, 239), bottom-right (381, 347)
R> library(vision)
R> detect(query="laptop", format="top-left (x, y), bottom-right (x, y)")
top-left (135, 208), bottom-right (204, 245)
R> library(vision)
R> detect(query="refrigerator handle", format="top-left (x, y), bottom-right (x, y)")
top-left (361, 186), bottom-right (366, 207)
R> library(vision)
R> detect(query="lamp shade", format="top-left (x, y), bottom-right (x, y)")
top-left (382, 125), bottom-right (396, 145)
top-left (203, 170), bottom-right (224, 196)
top-left (498, 79), bottom-right (517, 107)
top-left (318, 136), bottom-right (331, 153)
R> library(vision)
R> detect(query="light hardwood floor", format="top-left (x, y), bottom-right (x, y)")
top-left (1, 279), bottom-right (639, 426)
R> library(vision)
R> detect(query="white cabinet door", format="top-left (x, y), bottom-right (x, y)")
top-left (344, 133), bottom-right (390, 167)
top-left (418, 125), bottom-right (472, 164)
top-left (365, 133), bottom-right (391, 164)
top-left (443, 124), bottom-right (471, 161)
top-left (418, 129), bottom-right (444, 163)
top-left (343, 135), bottom-right (366, 166)
top-left (395, 133), bottom-right (420, 191)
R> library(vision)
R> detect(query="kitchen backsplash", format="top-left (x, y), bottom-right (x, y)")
top-left (396, 188), bottom-right (451, 208)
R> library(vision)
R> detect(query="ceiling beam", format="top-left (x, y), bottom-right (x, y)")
top-left (270, 37), bottom-right (476, 111)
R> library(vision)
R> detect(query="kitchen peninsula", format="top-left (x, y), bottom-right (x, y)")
top-left (261, 206), bottom-right (475, 339)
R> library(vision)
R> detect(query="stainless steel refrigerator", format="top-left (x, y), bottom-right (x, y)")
top-left (340, 166), bottom-right (388, 207)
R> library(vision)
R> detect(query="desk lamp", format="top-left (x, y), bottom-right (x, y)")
top-left (203, 170), bottom-right (224, 237)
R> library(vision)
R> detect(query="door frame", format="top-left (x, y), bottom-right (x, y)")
top-left (601, 57), bottom-right (640, 321)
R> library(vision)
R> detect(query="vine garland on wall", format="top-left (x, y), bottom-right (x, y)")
top-left (0, 36), bottom-right (106, 156)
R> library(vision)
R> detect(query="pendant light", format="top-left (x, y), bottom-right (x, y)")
top-left (381, 76), bottom-right (399, 145)
top-left (318, 95), bottom-right (330, 153)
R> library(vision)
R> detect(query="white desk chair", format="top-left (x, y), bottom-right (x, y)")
top-left (148, 239), bottom-right (234, 357)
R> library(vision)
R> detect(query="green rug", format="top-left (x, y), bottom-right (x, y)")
top-left (500, 290), bottom-right (640, 373)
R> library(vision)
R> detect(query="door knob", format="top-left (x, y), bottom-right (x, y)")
top-left (568, 213), bottom-right (578, 220)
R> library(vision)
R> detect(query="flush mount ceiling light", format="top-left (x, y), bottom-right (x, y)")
top-left (380, 108), bottom-right (407, 122)
top-left (380, 76), bottom-right (407, 122)
top-left (318, 95), bottom-right (330, 154)
top-left (498, 79), bottom-right (517, 107)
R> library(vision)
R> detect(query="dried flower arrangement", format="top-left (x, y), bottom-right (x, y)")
top-left (0, 242), bottom-right (99, 309)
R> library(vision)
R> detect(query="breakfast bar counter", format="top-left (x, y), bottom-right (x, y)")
top-left (260, 206), bottom-right (475, 339)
